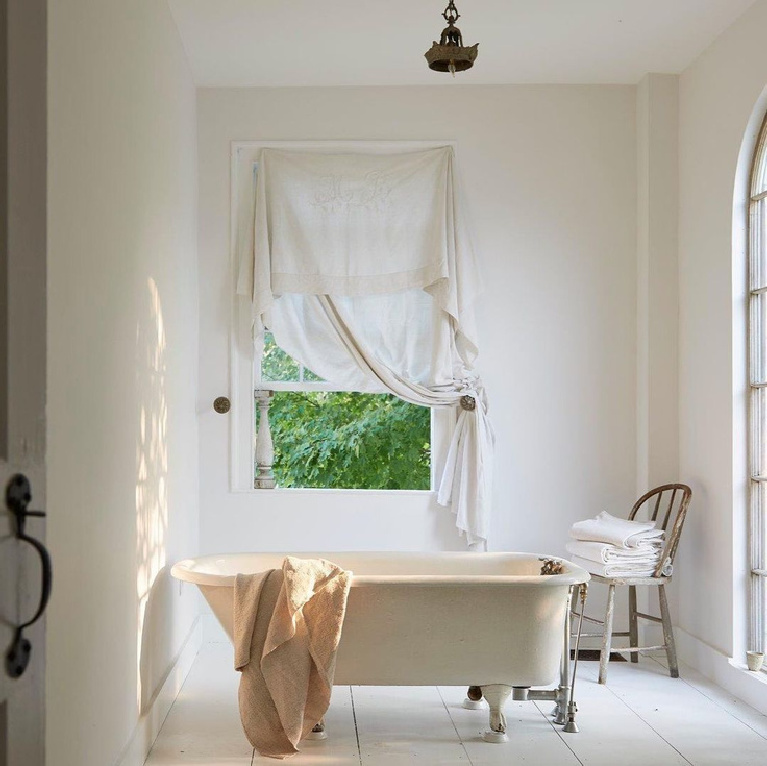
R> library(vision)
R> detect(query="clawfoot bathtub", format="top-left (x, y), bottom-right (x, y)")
top-left (171, 551), bottom-right (589, 743)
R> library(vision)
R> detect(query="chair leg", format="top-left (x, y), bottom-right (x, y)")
top-left (628, 585), bottom-right (638, 664)
top-left (658, 584), bottom-right (679, 678)
top-left (599, 584), bottom-right (616, 685)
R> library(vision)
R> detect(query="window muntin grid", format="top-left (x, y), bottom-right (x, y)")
top-left (747, 115), bottom-right (767, 657)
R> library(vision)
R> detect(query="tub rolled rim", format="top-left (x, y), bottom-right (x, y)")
top-left (170, 551), bottom-right (591, 589)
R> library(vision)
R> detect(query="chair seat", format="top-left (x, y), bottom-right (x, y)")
top-left (588, 573), bottom-right (672, 586)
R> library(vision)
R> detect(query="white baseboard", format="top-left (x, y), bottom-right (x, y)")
top-left (675, 626), bottom-right (767, 715)
top-left (115, 617), bottom-right (203, 766)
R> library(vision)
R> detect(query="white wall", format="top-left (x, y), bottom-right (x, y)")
top-left (46, 2), bottom-right (200, 765)
top-left (677, 0), bottom-right (767, 666)
top-left (197, 85), bottom-right (638, 556)
top-left (636, 74), bottom-right (680, 494)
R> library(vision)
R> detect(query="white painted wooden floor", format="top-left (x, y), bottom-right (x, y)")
top-left (145, 643), bottom-right (767, 765)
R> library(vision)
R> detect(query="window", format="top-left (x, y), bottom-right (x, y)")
top-left (230, 141), bottom-right (456, 496)
top-left (255, 332), bottom-right (432, 490)
top-left (748, 115), bottom-right (767, 657)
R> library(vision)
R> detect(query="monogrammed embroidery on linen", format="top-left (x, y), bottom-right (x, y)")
top-left (312, 170), bottom-right (391, 213)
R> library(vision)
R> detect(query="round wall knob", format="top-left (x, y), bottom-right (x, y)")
top-left (213, 396), bottom-right (231, 414)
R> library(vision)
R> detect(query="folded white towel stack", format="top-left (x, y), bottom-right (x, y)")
top-left (566, 511), bottom-right (671, 578)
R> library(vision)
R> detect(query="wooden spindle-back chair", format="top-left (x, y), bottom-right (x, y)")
top-left (579, 484), bottom-right (692, 684)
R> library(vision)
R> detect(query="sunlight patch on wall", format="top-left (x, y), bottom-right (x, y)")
top-left (135, 277), bottom-right (168, 710)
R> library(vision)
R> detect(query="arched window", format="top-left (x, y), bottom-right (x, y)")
top-left (748, 114), bottom-right (767, 657)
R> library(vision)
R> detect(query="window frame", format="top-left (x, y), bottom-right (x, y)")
top-left (747, 113), bottom-right (767, 658)
top-left (256, 370), bottom-right (438, 493)
top-left (229, 140), bottom-right (456, 494)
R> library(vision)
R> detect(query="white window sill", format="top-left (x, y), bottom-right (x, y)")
top-left (231, 487), bottom-right (436, 497)
top-left (727, 657), bottom-right (767, 682)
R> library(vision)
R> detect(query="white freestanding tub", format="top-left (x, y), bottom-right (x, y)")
top-left (171, 551), bottom-right (589, 742)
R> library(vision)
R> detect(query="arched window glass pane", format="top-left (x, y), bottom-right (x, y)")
top-left (752, 126), bottom-right (767, 198)
top-left (748, 114), bottom-right (767, 658)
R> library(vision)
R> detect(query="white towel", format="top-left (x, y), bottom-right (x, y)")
top-left (570, 554), bottom-right (672, 579)
top-left (565, 539), bottom-right (662, 566)
top-left (569, 511), bottom-right (664, 549)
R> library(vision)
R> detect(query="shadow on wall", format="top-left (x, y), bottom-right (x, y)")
top-left (135, 277), bottom-right (169, 713)
top-left (429, 497), bottom-right (471, 551)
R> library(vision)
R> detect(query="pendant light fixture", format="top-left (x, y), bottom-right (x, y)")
top-left (425, 1), bottom-right (479, 76)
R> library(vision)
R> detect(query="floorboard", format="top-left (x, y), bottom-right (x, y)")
top-left (144, 644), bottom-right (767, 765)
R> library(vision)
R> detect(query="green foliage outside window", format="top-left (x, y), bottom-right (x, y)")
top-left (259, 333), bottom-right (431, 490)
top-left (267, 391), bottom-right (431, 490)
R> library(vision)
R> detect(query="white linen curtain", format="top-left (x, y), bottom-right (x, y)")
top-left (237, 146), bottom-right (493, 548)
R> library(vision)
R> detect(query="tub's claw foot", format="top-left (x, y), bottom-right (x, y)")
top-left (304, 719), bottom-right (327, 741)
top-left (480, 684), bottom-right (511, 743)
top-left (463, 685), bottom-right (484, 710)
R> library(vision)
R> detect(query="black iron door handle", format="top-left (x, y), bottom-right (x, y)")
top-left (4, 473), bottom-right (52, 678)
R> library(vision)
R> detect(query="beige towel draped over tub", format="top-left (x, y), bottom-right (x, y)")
top-left (234, 556), bottom-right (352, 759)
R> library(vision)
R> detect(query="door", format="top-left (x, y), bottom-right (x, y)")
top-left (0, 0), bottom-right (47, 764)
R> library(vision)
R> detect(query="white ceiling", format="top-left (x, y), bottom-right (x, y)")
top-left (168, 0), bottom-right (756, 87)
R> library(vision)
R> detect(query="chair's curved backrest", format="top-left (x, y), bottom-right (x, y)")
top-left (629, 484), bottom-right (692, 576)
